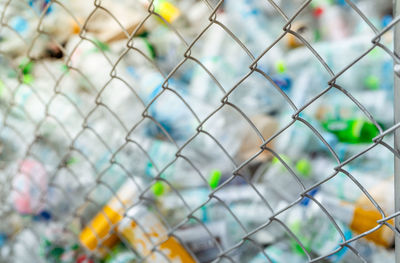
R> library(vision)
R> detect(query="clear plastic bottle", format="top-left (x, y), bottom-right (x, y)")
top-left (317, 177), bottom-right (394, 248)
top-left (285, 34), bottom-right (393, 99)
top-left (280, 194), bottom-right (354, 262)
top-left (118, 135), bottom-right (232, 189)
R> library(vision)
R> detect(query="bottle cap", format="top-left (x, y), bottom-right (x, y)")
top-left (71, 20), bottom-right (81, 35)
top-left (286, 22), bottom-right (310, 49)
top-left (10, 17), bottom-right (28, 34)
top-left (23, 74), bottom-right (33, 84)
top-left (19, 59), bottom-right (34, 75)
top-left (154, 0), bottom-right (181, 23)
top-left (272, 76), bottom-right (292, 93)
top-left (209, 169), bottom-right (221, 189)
top-left (365, 75), bottom-right (379, 90)
top-left (152, 181), bottom-right (165, 196)
top-left (313, 6), bottom-right (324, 17)
top-left (275, 60), bottom-right (286, 74)
top-left (295, 159), bottom-right (312, 177)
top-left (382, 15), bottom-right (393, 28)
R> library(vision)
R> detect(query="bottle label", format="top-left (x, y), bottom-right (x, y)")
top-left (79, 205), bottom-right (122, 251)
top-left (119, 207), bottom-right (195, 263)
top-left (79, 180), bottom-right (141, 252)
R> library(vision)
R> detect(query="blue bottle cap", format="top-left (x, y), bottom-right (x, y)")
top-left (11, 17), bottom-right (28, 34)
top-left (272, 76), bottom-right (292, 93)
top-left (382, 15), bottom-right (393, 28)
top-left (300, 188), bottom-right (319, 206)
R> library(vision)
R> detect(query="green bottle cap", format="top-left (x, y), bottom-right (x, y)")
top-left (152, 181), bottom-right (164, 196)
top-left (296, 159), bottom-right (312, 177)
top-left (209, 169), bottom-right (222, 190)
top-left (22, 74), bottom-right (33, 84)
top-left (275, 60), bottom-right (286, 74)
top-left (365, 75), bottom-right (379, 90)
top-left (19, 59), bottom-right (34, 75)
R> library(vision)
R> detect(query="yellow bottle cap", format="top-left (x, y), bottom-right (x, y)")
top-left (154, 0), bottom-right (181, 23)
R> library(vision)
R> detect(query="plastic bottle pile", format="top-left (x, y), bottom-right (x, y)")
top-left (0, 0), bottom-right (398, 262)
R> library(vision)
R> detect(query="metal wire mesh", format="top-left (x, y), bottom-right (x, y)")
top-left (0, 0), bottom-right (399, 262)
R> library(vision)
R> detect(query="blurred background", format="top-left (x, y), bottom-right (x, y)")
top-left (0, 0), bottom-right (398, 262)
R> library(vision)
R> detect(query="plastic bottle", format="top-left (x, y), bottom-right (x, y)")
top-left (0, 1), bottom-right (397, 263)
top-left (173, 221), bottom-right (231, 263)
top-left (79, 178), bottom-right (142, 255)
top-left (118, 205), bottom-right (196, 263)
top-left (116, 135), bottom-right (228, 189)
top-left (311, 156), bottom-right (393, 202)
top-left (318, 177), bottom-right (395, 248)
top-left (315, 3), bottom-right (353, 41)
top-left (9, 227), bottom-right (43, 263)
top-left (122, 58), bottom-right (211, 143)
top-left (237, 114), bottom-right (279, 163)
top-left (11, 159), bottom-right (48, 215)
top-left (157, 182), bottom-right (273, 228)
top-left (281, 194), bottom-right (354, 262)
top-left (223, 0), bottom-right (280, 55)
top-left (321, 118), bottom-right (381, 144)
top-left (315, 89), bottom-right (392, 126)
top-left (256, 154), bottom-right (316, 208)
top-left (184, 6), bottom-right (284, 115)
top-left (285, 34), bottom-right (393, 96)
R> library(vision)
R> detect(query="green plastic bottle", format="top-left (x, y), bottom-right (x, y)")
top-left (322, 119), bottom-right (380, 144)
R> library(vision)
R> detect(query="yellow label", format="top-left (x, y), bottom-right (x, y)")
top-left (120, 213), bottom-right (195, 262)
top-left (160, 236), bottom-right (195, 262)
top-left (351, 206), bottom-right (394, 247)
top-left (79, 205), bottom-right (123, 251)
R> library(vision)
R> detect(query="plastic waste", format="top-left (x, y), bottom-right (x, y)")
top-left (118, 205), bottom-right (196, 263)
top-left (79, 178), bottom-right (142, 255)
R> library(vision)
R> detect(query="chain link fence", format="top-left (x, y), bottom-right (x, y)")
top-left (0, 0), bottom-right (399, 262)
